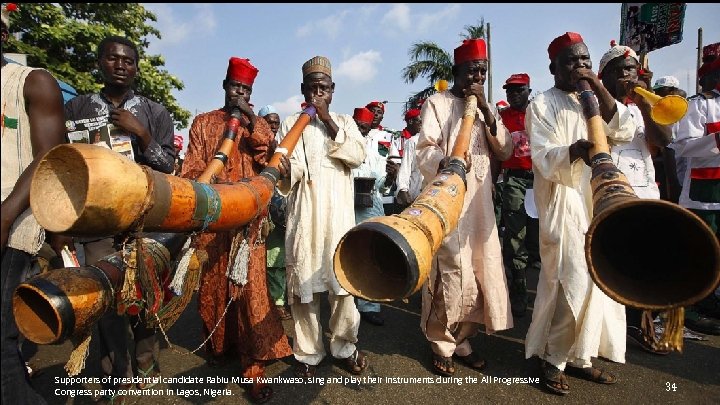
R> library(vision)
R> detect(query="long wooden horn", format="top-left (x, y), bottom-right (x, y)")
top-left (333, 96), bottom-right (477, 301)
top-left (16, 105), bottom-right (317, 345)
top-left (13, 233), bottom-right (187, 344)
top-left (29, 106), bottom-right (316, 237)
top-left (578, 80), bottom-right (720, 351)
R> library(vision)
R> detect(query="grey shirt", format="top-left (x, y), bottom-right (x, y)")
top-left (64, 89), bottom-right (176, 173)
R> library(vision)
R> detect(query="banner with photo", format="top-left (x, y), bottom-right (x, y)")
top-left (620, 3), bottom-right (686, 53)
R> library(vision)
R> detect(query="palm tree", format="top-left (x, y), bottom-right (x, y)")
top-left (401, 19), bottom-right (486, 113)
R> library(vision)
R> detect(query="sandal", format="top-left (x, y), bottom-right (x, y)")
top-left (344, 350), bottom-right (368, 375)
top-left (294, 361), bottom-right (317, 378)
top-left (540, 360), bottom-right (570, 395)
top-left (431, 352), bottom-right (455, 376)
top-left (136, 361), bottom-right (160, 389)
top-left (454, 351), bottom-right (487, 371)
top-left (276, 305), bottom-right (293, 320)
top-left (565, 365), bottom-right (618, 384)
top-left (245, 382), bottom-right (273, 404)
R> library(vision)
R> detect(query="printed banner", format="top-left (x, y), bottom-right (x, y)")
top-left (620, 3), bottom-right (686, 53)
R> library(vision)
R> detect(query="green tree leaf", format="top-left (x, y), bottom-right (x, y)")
top-left (5, 3), bottom-right (190, 129)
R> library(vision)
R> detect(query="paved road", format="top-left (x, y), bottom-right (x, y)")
top-left (24, 266), bottom-right (720, 404)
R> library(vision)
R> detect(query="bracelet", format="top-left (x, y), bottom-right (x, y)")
top-left (275, 147), bottom-right (288, 156)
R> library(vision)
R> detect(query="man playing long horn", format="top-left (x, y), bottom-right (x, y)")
top-left (276, 56), bottom-right (368, 379)
top-left (597, 42), bottom-right (674, 355)
top-left (415, 38), bottom-right (513, 377)
top-left (181, 57), bottom-right (292, 404)
top-left (524, 32), bottom-right (636, 395)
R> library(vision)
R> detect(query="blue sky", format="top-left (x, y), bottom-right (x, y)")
top-left (142, 3), bottom-right (719, 148)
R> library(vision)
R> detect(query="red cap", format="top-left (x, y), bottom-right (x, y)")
top-left (548, 32), bottom-right (584, 61)
top-left (699, 42), bottom-right (720, 78)
top-left (365, 101), bottom-right (385, 113)
top-left (454, 39), bottom-right (487, 65)
top-left (173, 134), bottom-right (183, 150)
top-left (698, 58), bottom-right (720, 79)
top-left (404, 108), bottom-right (421, 121)
top-left (503, 73), bottom-right (530, 89)
top-left (353, 107), bottom-right (374, 124)
top-left (226, 57), bottom-right (259, 85)
top-left (702, 42), bottom-right (719, 63)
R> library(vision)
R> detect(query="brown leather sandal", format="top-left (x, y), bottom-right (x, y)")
top-left (294, 361), bottom-right (317, 378)
top-left (246, 383), bottom-right (273, 404)
top-left (565, 365), bottom-right (618, 384)
top-left (454, 351), bottom-right (487, 371)
top-left (345, 350), bottom-right (368, 375)
top-left (540, 360), bottom-right (570, 395)
top-left (432, 352), bottom-right (455, 376)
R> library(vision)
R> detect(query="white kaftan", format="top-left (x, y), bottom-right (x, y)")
top-left (525, 87), bottom-right (635, 366)
top-left (277, 112), bottom-right (366, 304)
top-left (416, 90), bottom-right (513, 344)
top-left (352, 144), bottom-right (388, 223)
top-left (611, 104), bottom-right (660, 199)
top-left (396, 134), bottom-right (424, 201)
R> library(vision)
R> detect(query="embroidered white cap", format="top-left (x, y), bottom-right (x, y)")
top-left (653, 76), bottom-right (680, 90)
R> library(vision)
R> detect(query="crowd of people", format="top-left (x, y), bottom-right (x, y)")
top-left (2, 3), bottom-right (719, 403)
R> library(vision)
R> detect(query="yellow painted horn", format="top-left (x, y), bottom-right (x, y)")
top-left (633, 86), bottom-right (688, 126)
top-left (333, 96), bottom-right (476, 301)
top-left (434, 79), bottom-right (449, 92)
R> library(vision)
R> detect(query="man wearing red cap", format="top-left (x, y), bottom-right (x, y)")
top-left (416, 38), bottom-right (513, 377)
top-left (669, 41), bottom-right (720, 335)
top-left (525, 32), bottom-right (636, 395)
top-left (181, 56), bottom-right (291, 403)
top-left (276, 56), bottom-right (368, 379)
top-left (63, 35), bottom-right (177, 404)
top-left (351, 107), bottom-right (398, 326)
top-left (366, 101), bottom-right (398, 156)
top-left (497, 73), bottom-right (540, 319)
top-left (396, 108), bottom-right (424, 208)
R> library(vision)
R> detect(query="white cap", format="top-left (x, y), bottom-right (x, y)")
top-left (258, 105), bottom-right (277, 117)
top-left (598, 44), bottom-right (639, 77)
top-left (653, 76), bottom-right (680, 90)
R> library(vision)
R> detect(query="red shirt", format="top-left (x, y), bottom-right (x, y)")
top-left (499, 107), bottom-right (532, 170)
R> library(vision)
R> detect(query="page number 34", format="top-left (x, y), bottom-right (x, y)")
top-left (665, 382), bottom-right (677, 392)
